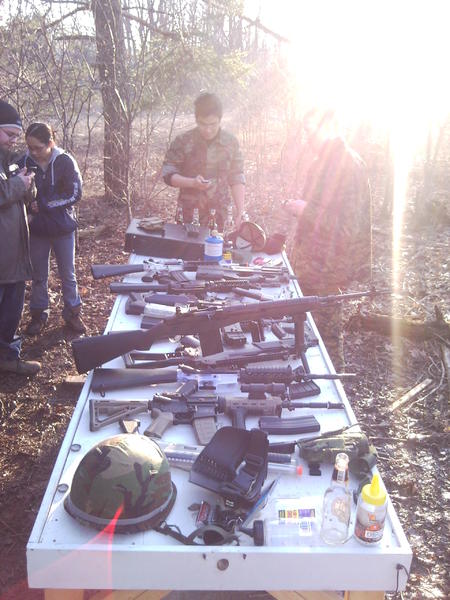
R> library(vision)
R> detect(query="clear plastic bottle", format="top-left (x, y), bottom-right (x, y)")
top-left (354, 474), bottom-right (387, 545)
top-left (262, 497), bottom-right (321, 546)
top-left (320, 452), bottom-right (352, 545)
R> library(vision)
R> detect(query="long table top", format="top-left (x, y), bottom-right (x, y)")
top-left (27, 251), bottom-right (412, 592)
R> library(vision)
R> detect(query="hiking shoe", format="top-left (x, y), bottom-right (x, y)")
top-left (0, 358), bottom-right (41, 375)
top-left (65, 314), bottom-right (87, 334)
top-left (25, 317), bottom-right (46, 336)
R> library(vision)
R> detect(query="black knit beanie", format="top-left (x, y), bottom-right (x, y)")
top-left (0, 100), bottom-right (22, 130)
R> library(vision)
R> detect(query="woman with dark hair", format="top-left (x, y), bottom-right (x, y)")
top-left (18, 122), bottom-right (85, 334)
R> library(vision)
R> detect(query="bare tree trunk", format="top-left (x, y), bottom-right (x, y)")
top-left (381, 133), bottom-right (394, 217)
top-left (413, 118), bottom-right (448, 226)
top-left (92, 0), bottom-right (130, 206)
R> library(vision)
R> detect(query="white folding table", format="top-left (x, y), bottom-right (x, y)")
top-left (27, 251), bottom-right (412, 599)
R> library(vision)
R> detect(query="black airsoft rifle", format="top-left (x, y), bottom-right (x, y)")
top-left (123, 340), bottom-right (297, 370)
top-left (89, 360), bottom-right (343, 395)
top-left (91, 260), bottom-right (291, 281)
top-left (72, 291), bottom-right (377, 373)
top-left (109, 276), bottom-right (285, 295)
top-left (109, 279), bottom-right (267, 295)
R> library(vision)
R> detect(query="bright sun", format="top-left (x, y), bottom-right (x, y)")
top-left (264, 0), bottom-right (450, 347)
top-left (265, 0), bottom-right (450, 145)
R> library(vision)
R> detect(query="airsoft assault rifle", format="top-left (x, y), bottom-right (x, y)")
top-left (110, 279), bottom-right (264, 295)
top-left (89, 361), bottom-right (348, 394)
top-left (89, 387), bottom-right (342, 443)
top-left (72, 291), bottom-right (377, 373)
top-left (126, 290), bottom-right (273, 316)
top-left (122, 340), bottom-right (298, 370)
top-left (124, 292), bottom-right (225, 315)
top-left (91, 260), bottom-right (292, 281)
top-left (109, 277), bottom-right (284, 296)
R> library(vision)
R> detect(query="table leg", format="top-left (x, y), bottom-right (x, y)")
top-left (344, 594), bottom-right (384, 600)
top-left (270, 593), bottom-right (344, 599)
top-left (89, 591), bottom-right (170, 599)
top-left (270, 593), bottom-right (384, 600)
top-left (44, 591), bottom-right (85, 600)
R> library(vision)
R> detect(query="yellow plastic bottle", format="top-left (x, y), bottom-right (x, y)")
top-left (354, 474), bottom-right (388, 545)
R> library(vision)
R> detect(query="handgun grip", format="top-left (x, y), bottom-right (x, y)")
top-left (144, 409), bottom-right (174, 438)
top-left (192, 416), bottom-right (217, 445)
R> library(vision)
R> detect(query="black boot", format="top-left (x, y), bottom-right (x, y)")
top-left (25, 311), bottom-right (48, 336)
top-left (64, 309), bottom-right (86, 334)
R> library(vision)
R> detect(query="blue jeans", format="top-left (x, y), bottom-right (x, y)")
top-left (29, 231), bottom-right (81, 321)
top-left (0, 281), bottom-right (25, 359)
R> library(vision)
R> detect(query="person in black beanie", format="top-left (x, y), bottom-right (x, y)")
top-left (0, 99), bottom-right (41, 375)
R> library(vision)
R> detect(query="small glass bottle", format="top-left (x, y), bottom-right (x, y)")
top-left (208, 208), bottom-right (217, 234)
top-left (320, 452), bottom-right (352, 545)
top-left (354, 474), bottom-right (387, 545)
top-left (223, 203), bottom-right (235, 235)
top-left (192, 207), bottom-right (200, 227)
top-left (175, 203), bottom-right (184, 225)
top-left (222, 240), bottom-right (233, 264)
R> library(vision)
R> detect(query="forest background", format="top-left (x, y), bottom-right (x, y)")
top-left (0, 1), bottom-right (449, 599)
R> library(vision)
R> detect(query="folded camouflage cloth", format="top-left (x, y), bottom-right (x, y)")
top-left (138, 217), bottom-right (165, 232)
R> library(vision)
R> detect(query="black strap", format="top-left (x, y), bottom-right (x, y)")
top-left (154, 522), bottom-right (199, 546)
top-left (154, 522), bottom-right (238, 546)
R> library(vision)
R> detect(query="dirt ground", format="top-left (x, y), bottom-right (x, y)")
top-left (0, 167), bottom-right (448, 599)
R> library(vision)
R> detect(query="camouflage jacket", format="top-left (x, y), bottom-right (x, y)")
top-left (161, 127), bottom-right (245, 220)
top-left (292, 137), bottom-right (372, 290)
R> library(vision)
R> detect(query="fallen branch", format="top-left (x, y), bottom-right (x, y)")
top-left (440, 344), bottom-right (450, 405)
top-left (348, 311), bottom-right (450, 343)
top-left (390, 378), bottom-right (433, 411)
top-left (371, 433), bottom-right (449, 443)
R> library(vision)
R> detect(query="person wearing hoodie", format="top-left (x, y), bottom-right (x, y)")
top-left (0, 100), bottom-right (41, 375)
top-left (18, 122), bottom-right (86, 335)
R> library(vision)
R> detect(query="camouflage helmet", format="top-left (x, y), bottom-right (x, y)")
top-left (64, 434), bottom-right (176, 534)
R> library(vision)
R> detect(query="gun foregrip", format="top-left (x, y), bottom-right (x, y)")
top-left (144, 409), bottom-right (174, 438)
top-left (230, 406), bottom-right (247, 429)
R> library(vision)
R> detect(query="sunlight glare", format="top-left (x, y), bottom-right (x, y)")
top-left (278, 0), bottom-right (450, 138)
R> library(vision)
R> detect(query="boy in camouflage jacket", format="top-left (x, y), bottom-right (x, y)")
top-left (162, 93), bottom-right (245, 230)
